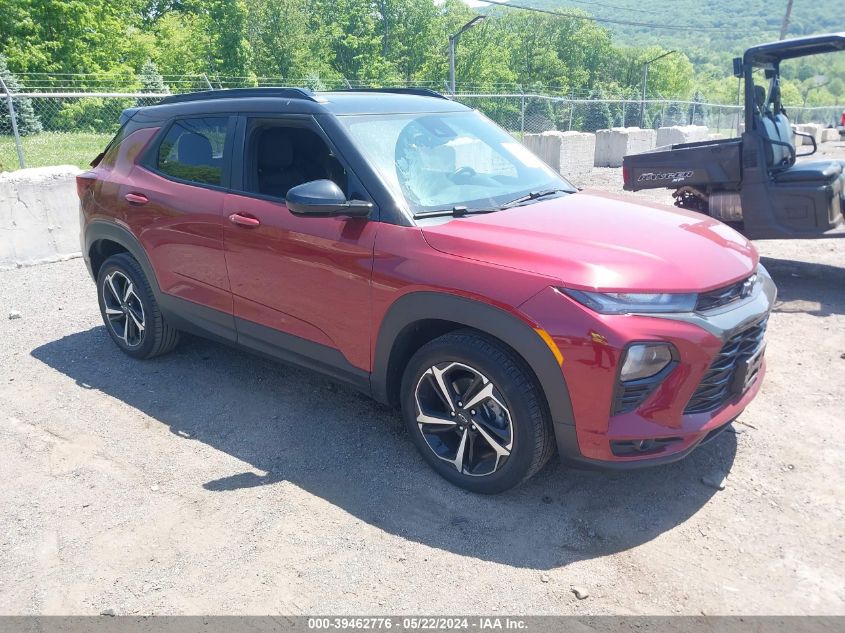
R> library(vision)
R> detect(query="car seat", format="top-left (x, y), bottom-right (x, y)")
top-left (177, 133), bottom-right (214, 167)
top-left (257, 128), bottom-right (306, 198)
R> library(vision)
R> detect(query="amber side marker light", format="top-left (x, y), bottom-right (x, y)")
top-left (535, 328), bottom-right (564, 365)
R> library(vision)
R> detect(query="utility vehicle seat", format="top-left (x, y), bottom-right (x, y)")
top-left (770, 86), bottom-right (796, 151)
top-left (753, 86), bottom-right (789, 168)
top-left (773, 160), bottom-right (843, 183)
top-left (755, 85), bottom-right (844, 185)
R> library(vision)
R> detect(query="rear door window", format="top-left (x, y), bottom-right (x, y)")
top-left (156, 117), bottom-right (230, 186)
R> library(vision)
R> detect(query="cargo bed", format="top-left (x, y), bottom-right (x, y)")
top-left (623, 137), bottom-right (742, 192)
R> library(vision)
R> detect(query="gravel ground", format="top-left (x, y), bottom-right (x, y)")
top-left (1, 159), bottom-right (844, 615)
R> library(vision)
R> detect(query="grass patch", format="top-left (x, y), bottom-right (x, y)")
top-left (0, 132), bottom-right (113, 172)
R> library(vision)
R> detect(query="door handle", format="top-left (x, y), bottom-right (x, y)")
top-left (125, 192), bottom-right (149, 205)
top-left (229, 212), bottom-right (261, 227)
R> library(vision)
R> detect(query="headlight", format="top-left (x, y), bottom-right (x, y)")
top-left (620, 343), bottom-right (674, 381)
top-left (559, 288), bottom-right (697, 314)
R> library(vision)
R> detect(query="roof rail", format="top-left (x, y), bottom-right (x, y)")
top-left (158, 87), bottom-right (317, 105)
top-left (329, 87), bottom-right (449, 100)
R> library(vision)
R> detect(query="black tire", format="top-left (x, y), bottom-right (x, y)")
top-left (400, 329), bottom-right (555, 494)
top-left (96, 253), bottom-right (180, 359)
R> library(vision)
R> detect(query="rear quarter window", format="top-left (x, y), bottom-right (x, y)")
top-left (156, 117), bottom-right (229, 186)
top-left (98, 124), bottom-right (131, 168)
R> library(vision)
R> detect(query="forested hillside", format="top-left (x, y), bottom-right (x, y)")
top-left (535, 1), bottom-right (843, 75)
top-left (0, 0), bottom-right (842, 106)
top-left (536, 0), bottom-right (841, 55)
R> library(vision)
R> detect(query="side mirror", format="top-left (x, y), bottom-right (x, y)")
top-left (732, 57), bottom-right (743, 79)
top-left (285, 179), bottom-right (372, 218)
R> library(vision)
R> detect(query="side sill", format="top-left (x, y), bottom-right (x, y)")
top-left (158, 293), bottom-right (371, 395)
top-left (234, 317), bottom-right (371, 393)
top-left (158, 294), bottom-right (237, 344)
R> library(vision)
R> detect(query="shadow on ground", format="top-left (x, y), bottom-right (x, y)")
top-left (763, 255), bottom-right (845, 317)
top-left (32, 328), bottom-right (736, 569)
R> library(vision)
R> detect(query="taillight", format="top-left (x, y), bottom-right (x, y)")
top-left (622, 165), bottom-right (630, 185)
top-left (76, 173), bottom-right (97, 200)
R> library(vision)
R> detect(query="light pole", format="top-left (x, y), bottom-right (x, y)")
top-left (640, 50), bottom-right (676, 127)
top-left (448, 15), bottom-right (486, 95)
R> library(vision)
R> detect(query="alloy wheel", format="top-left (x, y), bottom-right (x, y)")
top-left (102, 270), bottom-right (146, 347)
top-left (414, 362), bottom-right (513, 477)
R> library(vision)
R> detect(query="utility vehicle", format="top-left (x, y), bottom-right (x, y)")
top-left (623, 33), bottom-right (845, 239)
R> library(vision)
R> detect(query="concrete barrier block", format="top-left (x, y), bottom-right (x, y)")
top-left (656, 125), bottom-right (709, 148)
top-left (0, 165), bottom-right (82, 270)
top-left (796, 123), bottom-right (823, 145)
top-left (821, 127), bottom-right (840, 143)
top-left (524, 130), bottom-right (596, 184)
top-left (594, 127), bottom-right (656, 167)
top-left (522, 133), bottom-right (544, 161)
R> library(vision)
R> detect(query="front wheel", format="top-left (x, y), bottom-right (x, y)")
top-left (400, 330), bottom-right (555, 494)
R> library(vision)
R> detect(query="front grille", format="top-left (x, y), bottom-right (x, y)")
top-left (696, 275), bottom-right (754, 312)
top-left (684, 317), bottom-right (768, 414)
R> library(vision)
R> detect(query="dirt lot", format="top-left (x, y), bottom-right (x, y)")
top-left (1, 156), bottom-right (844, 615)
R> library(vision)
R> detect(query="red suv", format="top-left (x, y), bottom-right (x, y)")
top-left (78, 88), bottom-right (776, 493)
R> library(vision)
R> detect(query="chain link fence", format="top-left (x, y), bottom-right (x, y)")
top-left (1, 82), bottom-right (843, 172)
top-left (454, 94), bottom-right (749, 139)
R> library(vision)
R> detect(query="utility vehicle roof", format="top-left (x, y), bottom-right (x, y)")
top-left (745, 32), bottom-right (845, 65)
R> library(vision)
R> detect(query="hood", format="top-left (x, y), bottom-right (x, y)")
top-left (420, 190), bottom-right (758, 293)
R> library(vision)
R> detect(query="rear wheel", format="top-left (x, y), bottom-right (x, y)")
top-left (97, 253), bottom-right (179, 359)
top-left (400, 330), bottom-right (554, 494)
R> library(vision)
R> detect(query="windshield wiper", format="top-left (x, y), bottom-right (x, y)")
top-left (499, 188), bottom-right (570, 209)
top-left (412, 206), bottom-right (498, 220)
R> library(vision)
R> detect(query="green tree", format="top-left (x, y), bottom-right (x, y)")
top-left (0, 0), bottom-right (149, 76)
top-left (139, 60), bottom-right (168, 93)
top-left (0, 53), bottom-right (42, 135)
top-left (311, 0), bottom-right (397, 84)
top-left (150, 11), bottom-right (209, 79)
top-left (376, 0), bottom-right (443, 84)
top-left (502, 13), bottom-right (569, 90)
top-left (302, 72), bottom-right (327, 92)
top-left (582, 88), bottom-right (612, 132)
top-left (137, 60), bottom-right (167, 107)
top-left (55, 97), bottom-right (133, 133)
top-left (247, 0), bottom-right (317, 80)
top-left (439, 5), bottom-right (516, 91)
top-left (205, 0), bottom-right (253, 80)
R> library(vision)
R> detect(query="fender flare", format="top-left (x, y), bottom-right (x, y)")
top-left (371, 291), bottom-right (576, 430)
top-left (84, 220), bottom-right (238, 344)
top-left (84, 220), bottom-right (161, 297)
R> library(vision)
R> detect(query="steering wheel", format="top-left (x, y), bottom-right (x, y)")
top-left (450, 166), bottom-right (477, 182)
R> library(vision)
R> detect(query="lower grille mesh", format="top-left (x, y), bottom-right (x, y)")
top-left (684, 317), bottom-right (768, 414)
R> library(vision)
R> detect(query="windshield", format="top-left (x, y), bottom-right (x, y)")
top-left (338, 110), bottom-right (574, 215)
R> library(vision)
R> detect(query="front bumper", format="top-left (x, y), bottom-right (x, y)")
top-left (561, 364), bottom-right (763, 470)
top-left (519, 267), bottom-right (777, 467)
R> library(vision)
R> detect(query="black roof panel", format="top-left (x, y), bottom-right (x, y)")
top-left (159, 87), bottom-right (316, 105)
top-left (148, 87), bottom-right (468, 117)
top-left (745, 32), bottom-right (845, 65)
top-left (317, 91), bottom-right (467, 114)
